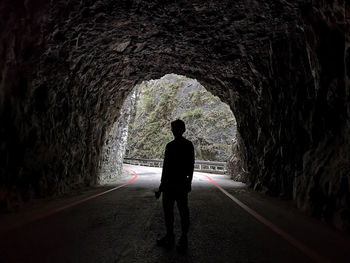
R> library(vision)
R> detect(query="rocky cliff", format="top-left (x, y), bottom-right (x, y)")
top-left (126, 74), bottom-right (236, 161)
top-left (0, 0), bottom-right (349, 231)
top-left (99, 90), bottom-right (137, 182)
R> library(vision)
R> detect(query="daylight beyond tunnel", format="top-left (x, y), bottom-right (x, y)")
top-left (0, 1), bottom-right (349, 231)
top-left (99, 74), bottom-right (237, 181)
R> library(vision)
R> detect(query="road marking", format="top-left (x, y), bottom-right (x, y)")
top-left (205, 175), bottom-right (329, 263)
top-left (46, 168), bottom-right (138, 214)
top-left (1, 168), bottom-right (138, 233)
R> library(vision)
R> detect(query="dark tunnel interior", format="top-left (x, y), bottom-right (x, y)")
top-left (0, 0), bottom-right (349, 232)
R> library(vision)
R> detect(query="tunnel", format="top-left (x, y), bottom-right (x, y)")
top-left (0, 0), bottom-right (349, 239)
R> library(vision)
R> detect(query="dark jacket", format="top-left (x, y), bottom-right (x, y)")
top-left (160, 136), bottom-right (195, 193)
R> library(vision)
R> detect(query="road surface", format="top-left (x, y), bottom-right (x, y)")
top-left (0, 164), bottom-right (349, 263)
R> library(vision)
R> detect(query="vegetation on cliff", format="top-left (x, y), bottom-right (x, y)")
top-left (126, 74), bottom-right (236, 162)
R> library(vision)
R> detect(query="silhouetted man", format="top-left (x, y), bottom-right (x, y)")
top-left (155, 119), bottom-right (194, 252)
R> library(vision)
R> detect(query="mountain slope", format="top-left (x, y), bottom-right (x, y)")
top-left (126, 74), bottom-right (236, 161)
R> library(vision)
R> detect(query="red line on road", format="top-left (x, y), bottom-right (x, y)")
top-left (47, 168), bottom-right (138, 215)
top-left (1, 168), bottom-right (138, 233)
top-left (204, 174), bottom-right (329, 263)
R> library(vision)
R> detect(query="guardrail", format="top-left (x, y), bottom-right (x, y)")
top-left (123, 157), bottom-right (227, 173)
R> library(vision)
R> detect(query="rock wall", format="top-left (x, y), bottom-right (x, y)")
top-left (227, 132), bottom-right (248, 183)
top-left (294, 1), bottom-right (350, 230)
top-left (0, 0), bottom-right (349, 230)
top-left (99, 90), bottom-right (136, 182)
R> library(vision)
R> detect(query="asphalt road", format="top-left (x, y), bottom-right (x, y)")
top-left (0, 165), bottom-right (349, 263)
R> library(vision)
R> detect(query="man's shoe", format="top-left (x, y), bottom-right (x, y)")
top-left (156, 234), bottom-right (175, 248)
top-left (176, 235), bottom-right (188, 253)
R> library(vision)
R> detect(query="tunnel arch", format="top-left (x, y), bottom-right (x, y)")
top-left (1, 0), bottom-right (349, 230)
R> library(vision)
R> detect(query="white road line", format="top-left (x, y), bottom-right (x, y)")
top-left (204, 174), bottom-right (329, 263)
top-left (1, 168), bottom-right (138, 233)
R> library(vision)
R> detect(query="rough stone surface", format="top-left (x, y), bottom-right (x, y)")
top-left (227, 132), bottom-right (249, 183)
top-left (98, 90), bottom-right (136, 182)
top-left (0, 1), bottom-right (349, 230)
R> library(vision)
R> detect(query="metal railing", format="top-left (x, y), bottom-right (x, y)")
top-left (123, 157), bottom-right (227, 173)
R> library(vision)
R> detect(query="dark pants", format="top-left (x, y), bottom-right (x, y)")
top-left (162, 190), bottom-right (190, 237)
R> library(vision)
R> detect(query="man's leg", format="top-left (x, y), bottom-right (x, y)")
top-left (163, 191), bottom-right (175, 237)
top-left (176, 192), bottom-right (189, 252)
top-left (177, 193), bottom-right (190, 235)
top-left (157, 191), bottom-right (175, 247)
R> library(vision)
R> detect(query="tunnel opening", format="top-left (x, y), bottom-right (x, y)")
top-left (98, 74), bottom-right (241, 183)
top-left (0, 0), bottom-right (349, 232)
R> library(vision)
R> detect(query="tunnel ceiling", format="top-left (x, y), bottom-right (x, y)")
top-left (0, 1), bottom-right (349, 230)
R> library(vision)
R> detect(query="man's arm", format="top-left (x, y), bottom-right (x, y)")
top-left (186, 142), bottom-right (195, 192)
top-left (188, 142), bottom-right (194, 183)
top-left (159, 144), bottom-right (169, 192)
top-left (155, 145), bottom-right (169, 199)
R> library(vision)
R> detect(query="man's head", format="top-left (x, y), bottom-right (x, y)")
top-left (171, 119), bottom-right (186, 138)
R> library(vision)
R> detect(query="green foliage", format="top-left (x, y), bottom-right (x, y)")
top-left (182, 108), bottom-right (202, 119)
top-left (126, 74), bottom-right (236, 161)
top-left (127, 76), bottom-right (184, 158)
top-left (189, 89), bottom-right (221, 106)
top-left (142, 94), bottom-right (153, 112)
